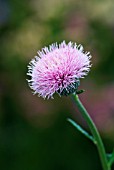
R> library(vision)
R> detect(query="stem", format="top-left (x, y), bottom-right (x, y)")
top-left (72, 94), bottom-right (110, 170)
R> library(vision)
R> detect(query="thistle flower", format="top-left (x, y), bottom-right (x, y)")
top-left (27, 41), bottom-right (91, 99)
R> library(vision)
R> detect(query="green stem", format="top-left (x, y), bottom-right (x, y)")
top-left (72, 94), bottom-right (110, 170)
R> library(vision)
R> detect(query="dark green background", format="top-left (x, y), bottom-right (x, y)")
top-left (0, 0), bottom-right (114, 169)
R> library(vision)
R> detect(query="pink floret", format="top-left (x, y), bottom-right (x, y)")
top-left (27, 41), bottom-right (91, 99)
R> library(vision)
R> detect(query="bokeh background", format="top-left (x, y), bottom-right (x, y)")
top-left (0, 0), bottom-right (114, 169)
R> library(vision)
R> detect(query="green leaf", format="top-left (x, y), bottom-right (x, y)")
top-left (107, 149), bottom-right (114, 166)
top-left (67, 118), bottom-right (96, 144)
top-left (76, 89), bottom-right (85, 94)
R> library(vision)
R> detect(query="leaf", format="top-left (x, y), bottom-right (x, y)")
top-left (108, 149), bottom-right (114, 166)
top-left (67, 118), bottom-right (96, 144)
top-left (76, 89), bottom-right (85, 94)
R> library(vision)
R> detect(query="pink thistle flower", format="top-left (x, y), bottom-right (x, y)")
top-left (27, 41), bottom-right (91, 99)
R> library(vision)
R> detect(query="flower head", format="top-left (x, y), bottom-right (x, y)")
top-left (27, 41), bottom-right (91, 99)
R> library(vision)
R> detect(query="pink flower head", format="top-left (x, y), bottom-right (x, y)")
top-left (27, 41), bottom-right (91, 99)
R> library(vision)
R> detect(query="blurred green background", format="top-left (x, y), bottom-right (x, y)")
top-left (0, 0), bottom-right (114, 169)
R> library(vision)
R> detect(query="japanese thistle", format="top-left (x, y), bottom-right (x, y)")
top-left (27, 41), bottom-right (91, 99)
top-left (27, 41), bottom-right (114, 170)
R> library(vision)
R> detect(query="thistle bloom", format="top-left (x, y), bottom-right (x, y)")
top-left (27, 41), bottom-right (91, 99)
